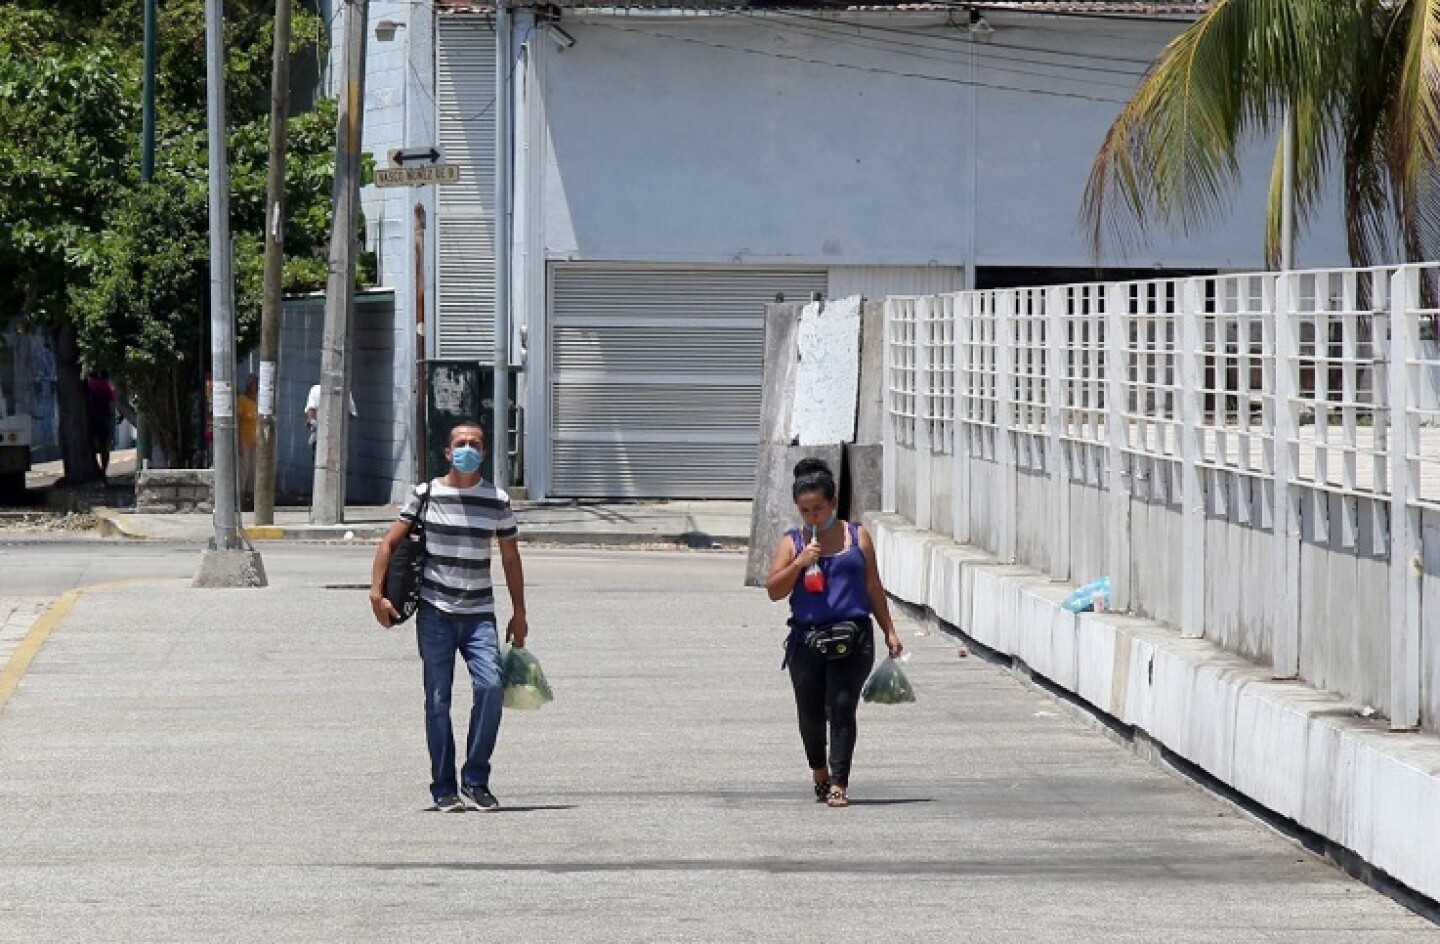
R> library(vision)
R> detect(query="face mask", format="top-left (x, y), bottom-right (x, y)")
top-left (451, 445), bottom-right (483, 474)
top-left (811, 511), bottom-right (837, 537)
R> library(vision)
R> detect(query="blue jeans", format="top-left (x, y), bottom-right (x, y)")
top-left (415, 605), bottom-right (504, 801)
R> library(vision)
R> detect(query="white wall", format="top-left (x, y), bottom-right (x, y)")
top-left (533, 10), bottom-right (1349, 271)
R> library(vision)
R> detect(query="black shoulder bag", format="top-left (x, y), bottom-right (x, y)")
top-left (384, 483), bottom-right (432, 625)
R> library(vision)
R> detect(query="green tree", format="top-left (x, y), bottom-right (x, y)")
top-left (1083, 0), bottom-right (1439, 268)
top-left (73, 100), bottom-right (357, 466)
top-left (0, 10), bottom-right (135, 484)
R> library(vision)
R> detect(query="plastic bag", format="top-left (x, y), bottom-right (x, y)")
top-left (501, 646), bottom-right (554, 710)
top-left (1062, 576), bottom-right (1112, 614)
top-left (862, 657), bottom-right (917, 705)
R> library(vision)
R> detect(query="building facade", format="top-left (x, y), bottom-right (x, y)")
top-left (350, 0), bottom-right (1349, 500)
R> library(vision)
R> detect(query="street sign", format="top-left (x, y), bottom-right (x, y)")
top-left (374, 164), bottom-right (461, 188)
top-left (387, 146), bottom-right (442, 165)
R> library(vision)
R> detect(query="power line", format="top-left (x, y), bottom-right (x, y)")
top-left (767, 9), bottom-right (1162, 69)
top-left (582, 19), bottom-right (1129, 104)
top-left (739, 11), bottom-right (1147, 89)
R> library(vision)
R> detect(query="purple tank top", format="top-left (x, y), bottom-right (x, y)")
top-left (788, 521), bottom-right (873, 625)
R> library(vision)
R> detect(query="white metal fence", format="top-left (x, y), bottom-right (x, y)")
top-left (884, 265), bottom-right (1440, 733)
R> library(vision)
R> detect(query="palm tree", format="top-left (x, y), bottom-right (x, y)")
top-left (1084, 0), bottom-right (1440, 268)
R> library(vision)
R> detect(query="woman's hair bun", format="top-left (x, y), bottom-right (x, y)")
top-left (793, 457), bottom-right (832, 479)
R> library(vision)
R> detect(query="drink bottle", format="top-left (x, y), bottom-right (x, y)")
top-left (803, 526), bottom-right (825, 593)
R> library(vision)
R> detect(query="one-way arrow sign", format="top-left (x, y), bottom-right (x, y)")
top-left (388, 146), bottom-right (441, 165)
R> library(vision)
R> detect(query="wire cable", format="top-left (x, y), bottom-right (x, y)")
top-left (734, 10), bottom-right (1147, 89)
top-left (580, 19), bottom-right (1130, 103)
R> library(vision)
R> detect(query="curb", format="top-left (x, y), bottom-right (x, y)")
top-left (93, 509), bottom-right (142, 539)
top-left (91, 508), bottom-right (748, 547)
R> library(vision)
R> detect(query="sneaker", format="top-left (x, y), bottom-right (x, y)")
top-left (434, 794), bottom-right (466, 813)
top-left (461, 784), bottom-right (500, 811)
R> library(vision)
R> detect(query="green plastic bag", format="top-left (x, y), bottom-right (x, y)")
top-left (862, 657), bottom-right (917, 705)
top-left (501, 646), bottom-right (554, 710)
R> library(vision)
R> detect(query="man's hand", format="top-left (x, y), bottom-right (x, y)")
top-left (369, 590), bottom-right (401, 628)
top-left (506, 611), bottom-right (529, 648)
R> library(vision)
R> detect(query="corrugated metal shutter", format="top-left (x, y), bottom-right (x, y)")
top-left (549, 264), bottom-right (829, 498)
top-left (436, 16), bottom-right (496, 359)
top-left (827, 265), bottom-right (967, 300)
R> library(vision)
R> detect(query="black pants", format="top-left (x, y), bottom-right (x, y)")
top-left (787, 625), bottom-right (875, 786)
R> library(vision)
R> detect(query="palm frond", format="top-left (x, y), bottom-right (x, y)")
top-left (1086, 0), bottom-right (1368, 264)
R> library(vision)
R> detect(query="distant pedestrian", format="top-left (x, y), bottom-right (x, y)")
top-left (766, 457), bottom-right (903, 808)
top-left (237, 376), bottom-right (258, 505)
top-left (304, 383), bottom-right (357, 453)
top-left (85, 372), bottom-right (115, 485)
top-left (369, 420), bottom-right (528, 813)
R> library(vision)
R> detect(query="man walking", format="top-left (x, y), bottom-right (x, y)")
top-left (369, 420), bottom-right (527, 812)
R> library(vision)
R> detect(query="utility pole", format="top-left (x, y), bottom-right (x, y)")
top-left (414, 202), bottom-right (428, 481)
top-left (142, 0), bottom-right (157, 181)
top-left (311, 0), bottom-right (369, 524)
top-left (493, 1), bottom-right (511, 488)
top-left (254, 0), bottom-right (292, 525)
top-left (196, 0), bottom-right (266, 587)
top-left (136, 0), bottom-right (157, 467)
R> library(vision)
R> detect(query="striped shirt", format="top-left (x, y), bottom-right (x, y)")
top-left (399, 478), bottom-right (519, 616)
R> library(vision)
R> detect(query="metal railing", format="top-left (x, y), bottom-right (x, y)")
top-left (883, 265), bottom-right (1440, 732)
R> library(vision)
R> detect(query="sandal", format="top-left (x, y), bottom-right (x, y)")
top-left (813, 779), bottom-right (831, 803)
top-left (825, 785), bottom-right (850, 808)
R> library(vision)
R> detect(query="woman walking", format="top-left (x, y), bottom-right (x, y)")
top-left (766, 458), bottom-right (903, 808)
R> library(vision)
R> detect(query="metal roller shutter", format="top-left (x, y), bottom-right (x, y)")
top-left (549, 264), bottom-right (829, 498)
top-left (436, 16), bottom-right (496, 360)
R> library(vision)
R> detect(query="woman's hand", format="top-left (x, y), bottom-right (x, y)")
top-left (884, 629), bottom-right (904, 659)
top-left (795, 540), bottom-right (822, 569)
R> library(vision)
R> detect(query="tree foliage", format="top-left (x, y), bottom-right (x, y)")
top-left (1083, 0), bottom-right (1440, 268)
top-left (72, 100), bottom-right (355, 465)
top-left (0, 0), bottom-right (352, 471)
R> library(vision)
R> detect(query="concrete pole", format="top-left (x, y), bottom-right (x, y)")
top-left (492, 2), bottom-right (512, 488)
top-left (414, 203), bottom-right (428, 482)
top-left (311, 0), bottom-right (369, 524)
top-left (142, 0), bottom-right (157, 182)
top-left (195, 0), bottom-right (266, 587)
top-left (205, 0), bottom-right (240, 550)
top-left (253, 0), bottom-right (293, 525)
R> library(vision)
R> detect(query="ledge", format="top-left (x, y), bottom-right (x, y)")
top-left (866, 511), bottom-right (1440, 906)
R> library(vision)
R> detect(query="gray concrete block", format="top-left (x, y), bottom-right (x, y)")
top-left (856, 300), bottom-right (886, 445)
top-left (843, 442), bottom-right (884, 523)
top-left (744, 442), bottom-right (844, 587)
top-left (757, 302), bottom-right (807, 446)
top-left (192, 548), bottom-right (268, 587)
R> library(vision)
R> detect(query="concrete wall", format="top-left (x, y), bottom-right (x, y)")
top-left (248, 292), bottom-right (404, 505)
top-left (533, 11), bottom-right (1348, 271)
top-left (896, 437), bottom-right (1427, 726)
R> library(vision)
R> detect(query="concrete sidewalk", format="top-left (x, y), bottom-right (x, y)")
top-left (0, 545), bottom-right (1433, 942)
top-left (94, 499), bottom-right (753, 547)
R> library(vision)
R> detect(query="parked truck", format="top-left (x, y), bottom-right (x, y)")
top-left (0, 331), bottom-right (31, 499)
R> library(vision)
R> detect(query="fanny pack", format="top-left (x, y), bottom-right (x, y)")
top-left (807, 621), bottom-right (863, 660)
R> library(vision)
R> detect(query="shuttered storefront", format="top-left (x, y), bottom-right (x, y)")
top-left (549, 264), bottom-right (828, 498)
top-left (436, 16), bottom-right (496, 359)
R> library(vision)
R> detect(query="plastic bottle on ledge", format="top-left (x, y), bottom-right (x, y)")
top-left (1062, 576), bottom-right (1112, 614)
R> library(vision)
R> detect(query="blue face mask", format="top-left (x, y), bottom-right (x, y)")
top-left (451, 445), bottom-right (484, 474)
top-left (811, 511), bottom-right (838, 537)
